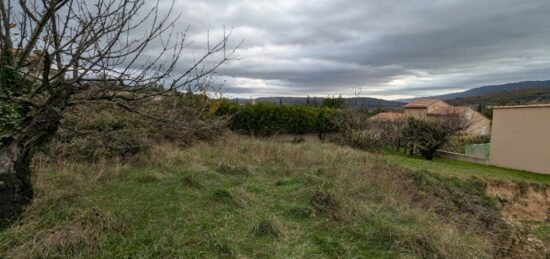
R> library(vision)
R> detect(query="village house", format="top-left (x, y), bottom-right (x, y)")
top-left (403, 99), bottom-right (450, 117)
top-left (372, 99), bottom-right (491, 136)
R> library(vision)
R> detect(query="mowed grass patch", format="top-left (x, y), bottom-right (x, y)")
top-left (384, 151), bottom-right (550, 185)
top-left (0, 135), bottom-right (547, 258)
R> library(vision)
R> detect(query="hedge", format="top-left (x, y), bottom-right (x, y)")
top-left (215, 101), bottom-right (342, 136)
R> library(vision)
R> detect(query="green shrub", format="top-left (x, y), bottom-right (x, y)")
top-left (215, 101), bottom-right (342, 136)
top-left (321, 95), bottom-right (345, 109)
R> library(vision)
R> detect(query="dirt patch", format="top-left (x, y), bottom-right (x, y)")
top-left (487, 182), bottom-right (550, 222)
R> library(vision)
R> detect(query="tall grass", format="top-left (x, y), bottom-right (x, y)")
top-left (0, 134), bottom-right (546, 258)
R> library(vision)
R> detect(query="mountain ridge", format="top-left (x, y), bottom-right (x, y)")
top-left (398, 80), bottom-right (550, 103)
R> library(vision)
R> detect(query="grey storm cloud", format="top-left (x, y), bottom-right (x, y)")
top-left (151, 0), bottom-right (550, 99)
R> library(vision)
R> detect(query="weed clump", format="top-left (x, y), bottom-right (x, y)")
top-left (182, 175), bottom-right (202, 188)
top-left (216, 162), bottom-right (250, 175)
top-left (310, 191), bottom-right (346, 220)
top-left (253, 217), bottom-right (286, 238)
top-left (211, 189), bottom-right (243, 208)
top-left (212, 189), bottom-right (233, 202)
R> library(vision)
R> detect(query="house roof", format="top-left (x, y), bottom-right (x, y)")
top-left (403, 99), bottom-right (443, 108)
top-left (370, 112), bottom-right (405, 122)
top-left (427, 106), bottom-right (470, 116)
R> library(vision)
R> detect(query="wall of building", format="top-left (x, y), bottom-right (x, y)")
top-left (403, 107), bottom-right (428, 117)
top-left (489, 105), bottom-right (550, 174)
top-left (403, 101), bottom-right (450, 117)
top-left (467, 109), bottom-right (491, 136)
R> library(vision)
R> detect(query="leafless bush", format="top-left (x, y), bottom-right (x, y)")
top-left (327, 110), bottom-right (384, 151)
top-left (402, 110), bottom-right (471, 160)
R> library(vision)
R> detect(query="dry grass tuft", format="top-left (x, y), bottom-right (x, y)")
top-left (253, 217), bottom-right (286, 238)
top-left (309, 191), bottom-right (347, 221)
top-left (9, 208), bottom-right (125, 258)
top-left (211, 189), bottom-right (245, 208)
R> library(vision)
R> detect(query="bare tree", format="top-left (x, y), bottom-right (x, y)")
top-left (369, 112), bottom-right (406, 151)
top-left (402, 110), bottom-right (471, 160)
top-left (0, 0), bottom-right (238, 221)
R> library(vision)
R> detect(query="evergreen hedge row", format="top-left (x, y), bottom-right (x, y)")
top-left (215, 101), bottom-right (342, 136)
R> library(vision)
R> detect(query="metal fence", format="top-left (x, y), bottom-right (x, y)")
top-left (464, 143), bottom-right (490, 159)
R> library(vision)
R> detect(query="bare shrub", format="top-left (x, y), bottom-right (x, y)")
top-left (402, 110), bottom-right (471, 160)
top-left (327, 110), bottom-right (384, 151)
top-left (369, 113), bottom-right (406, 150)
top-left (40, 93), bottom-right (226, 162)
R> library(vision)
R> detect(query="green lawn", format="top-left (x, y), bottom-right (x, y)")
top-left (383, 151), bottom-right (550, 185)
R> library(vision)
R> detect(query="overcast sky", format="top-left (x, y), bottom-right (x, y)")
top-left (161, 0), bottom-right (550, 100)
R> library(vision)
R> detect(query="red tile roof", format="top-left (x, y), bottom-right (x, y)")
top-left (427, 106), bottom-right (470, 116)
top-left (370, 112), bottom-right (405, 122)
top-left (404, 99), bottom-right (443, 108)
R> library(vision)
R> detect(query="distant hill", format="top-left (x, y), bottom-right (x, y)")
top-left (344, 97), bottom-right (404, 109)
top-left (447, 87), bottom-right (550, 107)
top-left (400, 80), bottom-right (550, 103)
top-left (232, 97), bottom-right (403, 109)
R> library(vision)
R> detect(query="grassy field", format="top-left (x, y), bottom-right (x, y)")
top-left (384, 151), bottom-right (550, 185)
top-left (0, 135), bottom-right (548, 258)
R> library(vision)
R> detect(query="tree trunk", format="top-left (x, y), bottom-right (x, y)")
top-left (0, 103), bottom-right (64, 223)
top-left (0, 143), bottom-right (34, 222)
top-left (425, 152), bottom-right (434, 160)
top-left (422, 149), bottom-right (436, 161)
